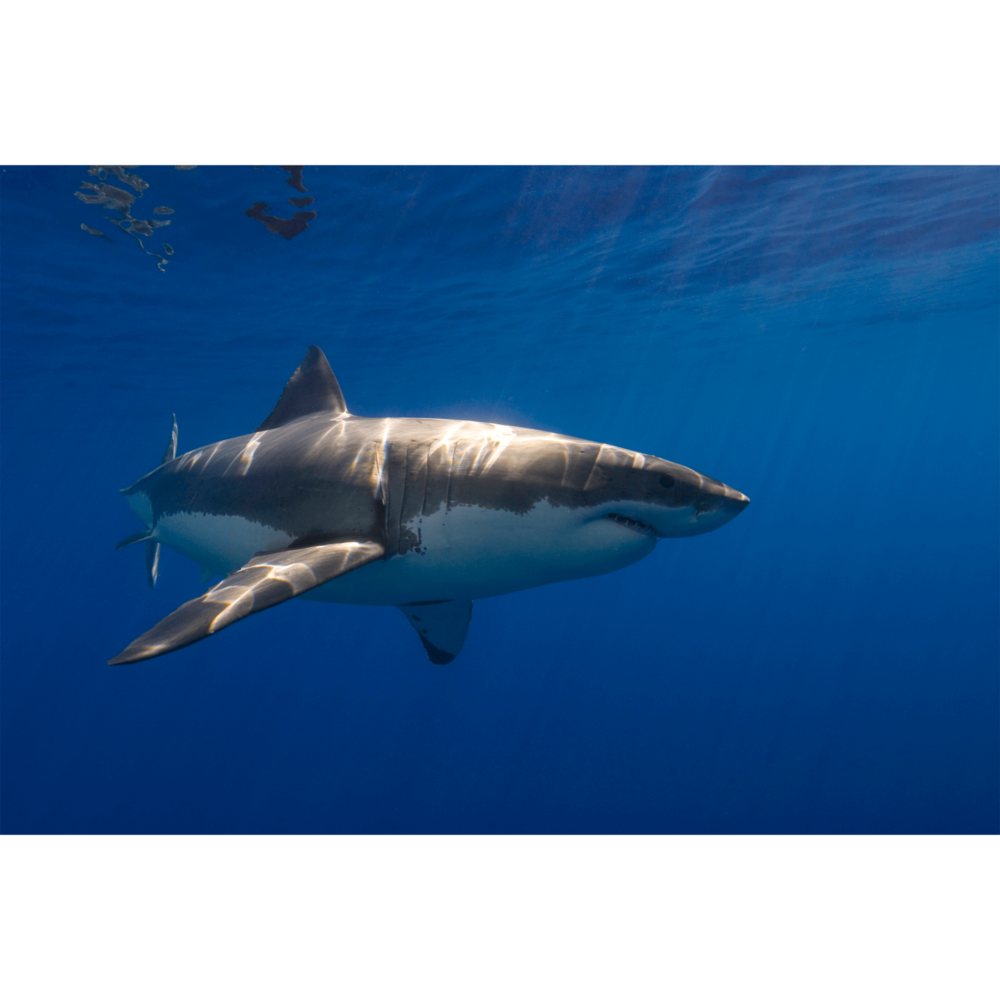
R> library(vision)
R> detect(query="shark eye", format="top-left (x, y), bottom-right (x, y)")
top-left (659, 474), bottom-right (674, 488)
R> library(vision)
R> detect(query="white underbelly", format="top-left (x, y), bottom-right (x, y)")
top-left (154, 501), bottom-right (658, 606)
top-left (155, 511), bottom-right (293, 574)
top-left (304, 501), bottom-right (656, 605)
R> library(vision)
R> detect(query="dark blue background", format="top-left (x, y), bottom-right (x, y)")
top-left (2, 165), bottom-right (996, 832)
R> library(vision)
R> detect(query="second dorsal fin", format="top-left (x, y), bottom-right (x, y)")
top-left (257, 346), bottom-right (347, 431)
top-left (161, 414), bottom-right (178, 465)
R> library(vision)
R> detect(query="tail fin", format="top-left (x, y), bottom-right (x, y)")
top-left (146, 415), bottom-right (177, 588)
top-left (146, 540), bottom-right (161, 589)
top-left (116, 528), bottom-right (154, 550)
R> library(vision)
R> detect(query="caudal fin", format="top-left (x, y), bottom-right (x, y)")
top-left (146, 540), bottom-right (161, 590)
top-left (117, 415), bottom-right (177, 588)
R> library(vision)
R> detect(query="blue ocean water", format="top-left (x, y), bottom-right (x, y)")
top-left (1, 165), bottom-right (996, 834)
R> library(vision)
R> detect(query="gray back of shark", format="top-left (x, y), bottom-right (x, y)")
top-left (111, 347), bottom-right (749, 666)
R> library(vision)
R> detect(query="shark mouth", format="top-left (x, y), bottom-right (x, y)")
top-left (605, 512), bottom-right (660, 537)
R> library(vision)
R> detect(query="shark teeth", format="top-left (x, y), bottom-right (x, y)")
top-left (605, 512), bottom-right (659, 537)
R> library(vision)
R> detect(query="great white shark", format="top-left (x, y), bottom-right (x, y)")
top-left (110, 346), bottom-right (749, 665)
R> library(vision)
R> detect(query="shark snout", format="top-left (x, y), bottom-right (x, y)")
top-left (647, 474), bottom-right (749, 537)
top-left (699, 479), bottom-right (749, 514)
top-left (711, 484), bottom-right (750, 511)
top-left (690, 483), bottom-right (749, 534)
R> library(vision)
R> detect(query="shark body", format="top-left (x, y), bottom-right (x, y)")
top-left (111, 347), bottom-right (749, 665)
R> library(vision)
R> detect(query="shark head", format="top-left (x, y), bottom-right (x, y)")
top-left (643, 459), bottom-right (749, 537)
top-left (577, 450), bottom-right (750, 540)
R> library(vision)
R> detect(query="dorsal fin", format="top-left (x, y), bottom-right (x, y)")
top-left (257, 346), bottom-right (347, 431)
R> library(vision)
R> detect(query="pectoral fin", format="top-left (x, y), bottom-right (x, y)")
top-left (110, 539), bottom-right (384, 664)
top-left (397, 600), bottom-right (473, 664)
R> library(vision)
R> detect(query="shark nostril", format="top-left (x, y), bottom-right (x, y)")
top-left (695, 501), bottom-right (711, 515)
